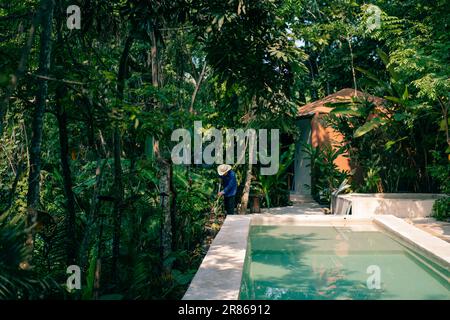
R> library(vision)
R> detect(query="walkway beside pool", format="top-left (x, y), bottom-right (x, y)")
top-left (403, 217), bottom-right (450, 243)
top-left (261, 202), bottom-right (328, 215)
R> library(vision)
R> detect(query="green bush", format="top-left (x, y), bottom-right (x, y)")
top-left (428, 151), bottom-right (450, 221)
top-left (303, 144), bottom-right (349, 205)
top-left (0, 214), bottom-right (61, 299)
top-left (253, 145), bottom-right (295, 208)
top-left (432, 197), bottom-right (450, 221)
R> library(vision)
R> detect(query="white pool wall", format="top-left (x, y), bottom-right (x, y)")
top-left (336, 193), bottom-right (447, 218)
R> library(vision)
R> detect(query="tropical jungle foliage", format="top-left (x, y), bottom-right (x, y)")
top-left (0, 0), bottom-right (449, 300)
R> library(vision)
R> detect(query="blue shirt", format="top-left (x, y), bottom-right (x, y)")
top-left (219, 170), bottom-right (237, 197)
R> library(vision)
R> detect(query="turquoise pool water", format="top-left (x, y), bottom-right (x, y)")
top-left (239, 225), bottom-right (450, 300)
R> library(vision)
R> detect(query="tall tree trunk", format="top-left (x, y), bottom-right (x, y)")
top-left (111, 128), bottom-right (123, 282)
top-left (239, 98), bottom-right (257, 215)
top-left (158, 159), bottom-right (173, 267)
top-left (346, 35), bottom-right (358, 94)
top-left (56, 87), bottom-right (77, 264)
top-left (54, 7), bottom-right (77, 265)
top-left (26, 0), bottom-right (55, 251)
top-left (93, 214), bottom-right (104, 300)
top-left (111, 36), bottom-right (133, 284)
top-left (150, 28), bottom-right (173, 272)
top-left (189, 62), bottom-right (207, 114)
top-left (79, 157), bottom-right (107, 273)
top-left (437, 98), bottom-right (450, 150)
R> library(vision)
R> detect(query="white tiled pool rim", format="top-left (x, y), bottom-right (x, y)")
top-left (183, 214), bottom-right (450, 300)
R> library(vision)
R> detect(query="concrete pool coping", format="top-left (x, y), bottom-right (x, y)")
top-left (182, 215), bottom-right (252, 300)
top-left (183, 214), bottom-right (450, 300)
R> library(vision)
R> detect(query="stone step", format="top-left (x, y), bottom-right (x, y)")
top-left (289, 193), bottom-right (315, 204)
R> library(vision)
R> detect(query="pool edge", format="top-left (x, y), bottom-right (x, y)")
top-left (182, 215), bottom-right (252, 300)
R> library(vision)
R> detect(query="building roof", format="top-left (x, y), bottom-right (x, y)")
top-left (297, 88), bottom-right (385, 117)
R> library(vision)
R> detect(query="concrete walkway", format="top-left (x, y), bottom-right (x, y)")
top-left (403, 217), bottom-right (450, 243)
top-left (261, 202), bottom-right (328, 215)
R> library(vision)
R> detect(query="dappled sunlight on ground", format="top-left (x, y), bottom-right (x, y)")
top-left (404, 218), bottom-right (450, 243)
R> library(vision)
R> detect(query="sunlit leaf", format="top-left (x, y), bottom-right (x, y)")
top-left (354, 117), bottom-right (387, 138)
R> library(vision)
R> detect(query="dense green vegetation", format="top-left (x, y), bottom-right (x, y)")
top-left (0, 0), bottom-right (448, 300)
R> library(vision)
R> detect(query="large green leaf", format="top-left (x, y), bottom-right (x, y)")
top-left (329, 104), bottom-right (363, 116)
top-left (355, 66), bottom-right (392, 93)
top-left (376, 48), bottom-right (399, 82)
top-left (354, 117), bottom-right (387, 138)
top-left (376, 48), bottom-right (389, 67)
top-left (439, 118), bottom-right (450, 131)
top-left (384, 96), bottom-right (402, 104)
top-left (402, 86), bottom-right (409, 101)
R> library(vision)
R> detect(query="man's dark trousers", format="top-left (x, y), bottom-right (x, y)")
top-left (224, 196), bottom-right (235, 215)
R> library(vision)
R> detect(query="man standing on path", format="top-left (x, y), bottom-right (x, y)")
top-left (217, 164), bottom-right (237, 215)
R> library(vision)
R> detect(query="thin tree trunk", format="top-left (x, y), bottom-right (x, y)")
top-left (188, 51), bottom-right (199, 80)
top-left (93, 214), bottom-right (104, 300)
top-left (150, 28), bottom-right (173, 272)
top-left (239, 97), bottom-right (257, 215)
top-left (93, 257), bottom-right (102, 300)
top-left (111, 128), bottom-right (123, 280)
top-left (26, 0), bottom-right (55, 252)
top-left (151, 30), bottom-right (160, 89)
top-left (170, 164), bottom-right (177, 250)
top-left (189, 62), bottom-right (207, 114)
top-left (308, 60), bottom-right (318, 100)
top-left (54, 9), bottom-right (77, 265)
top-left (55, 91), bottom-right (77, 264)
top-left (158, 159), bottom-right (173, 266)
top-left (347, 35), bottom-right (357, 94)
top-left (240, 162), bottom-right (253, 214)
top-left (238, 96), bottom-right (258, 214)
top-left (437, 98), bottom-right (450, 149)
top-left (79, 157), bottom-right (107, 272)
top-left (111, 36), bottom-right (133, 284)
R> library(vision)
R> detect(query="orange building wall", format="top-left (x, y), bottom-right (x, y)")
top-left (310, 113), bottom-right (351, 172)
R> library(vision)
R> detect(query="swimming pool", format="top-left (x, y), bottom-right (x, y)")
top-left (239, 225), bottom-right (450, 300)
